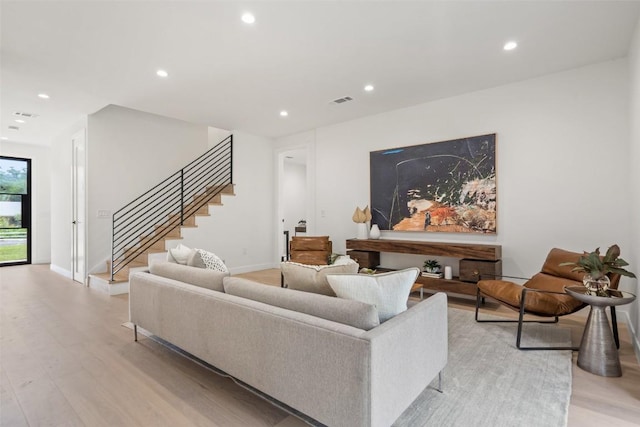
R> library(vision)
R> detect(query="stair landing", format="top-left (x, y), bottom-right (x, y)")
top-left (88, 273), bottom-right (130, 296)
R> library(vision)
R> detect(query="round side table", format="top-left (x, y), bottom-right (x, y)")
top-left (565, 286), bottom-right (636, 377)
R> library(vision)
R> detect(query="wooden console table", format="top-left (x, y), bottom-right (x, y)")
top-left (346, 239), bottom-right (502, 297)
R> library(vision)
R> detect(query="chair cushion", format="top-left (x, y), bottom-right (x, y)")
top-left (540, 248), bottom-right (585, 282)
top-left (478, 277), bottom-right (585, 317)
top-left (281, 256), bottom-right (359, 296)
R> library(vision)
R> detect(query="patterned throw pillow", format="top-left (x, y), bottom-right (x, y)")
top-left (188, 249), bottom-right (228, 273)
top-left (327, 268), bottom-right (420, 322)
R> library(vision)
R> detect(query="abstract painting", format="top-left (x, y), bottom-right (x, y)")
top-left (370, 134), bottom-right (496, 234)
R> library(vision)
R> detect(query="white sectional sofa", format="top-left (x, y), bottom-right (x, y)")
top-left (129, 263), bottom-right (448, 427)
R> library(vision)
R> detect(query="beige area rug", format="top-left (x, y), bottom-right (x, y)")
top-left (393, 307), bottom-right (572, 427)
top-left (124, 307), bottom-right (572, 427)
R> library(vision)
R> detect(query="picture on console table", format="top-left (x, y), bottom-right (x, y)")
top-left (370, 133), bottom-right (496, 234)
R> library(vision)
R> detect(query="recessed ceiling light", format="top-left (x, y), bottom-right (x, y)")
top-left (38, 93), bottom-right (50, 99)
top-left (503, 41), bottom-right (518, 51)
top-left (156, 69), bottom-right (169, 78)
top-left (280, 111), bottom-right (288, 117)
top-left (241, 13), bottom-right (255, 24)
top-left (15, 119), bottom-right (25, 123)
top-left (364, 84), bottom-right (374, 92)
top-left (1, 137), bottom-right (8, 140)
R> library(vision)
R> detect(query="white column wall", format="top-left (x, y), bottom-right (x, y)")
top-left (0, 141), bottom-right (51, 264)
top-left (627, 16), bottom-right (640, 357)
top-left (50, 119), bottom-right (87, 276)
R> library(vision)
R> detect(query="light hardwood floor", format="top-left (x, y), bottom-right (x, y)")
top-left (1, 265), bottom-right (638, 426)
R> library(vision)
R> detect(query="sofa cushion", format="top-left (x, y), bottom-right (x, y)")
top-left (281, 256), bottom-right (359, 296)
top-left (223, 277), bottom-right (380, 330)
top-left (150, 261), bottom-right (228, 292)
top-left (327, 268), bottom-right (420, 322)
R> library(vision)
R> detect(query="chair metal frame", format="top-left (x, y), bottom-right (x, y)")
top-left (475, 286), bottom-right (620, 351)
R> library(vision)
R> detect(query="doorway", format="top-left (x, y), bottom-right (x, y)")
top-left (0, 156), bottom-right (31, 266)
top-left (71, 131), bottom-right (86, 284)
top-left (277, 144), bottom-right (314, 260)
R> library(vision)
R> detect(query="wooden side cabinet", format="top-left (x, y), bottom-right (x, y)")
top-left (346, 239), bottom-right (502, 297)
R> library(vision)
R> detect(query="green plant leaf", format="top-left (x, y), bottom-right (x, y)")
top-left (608, 267), bottom-right (637, 278)
top-left (604, 244), bottom-right (620, 263)
top-left (559, 244), bottom-right (635, 279)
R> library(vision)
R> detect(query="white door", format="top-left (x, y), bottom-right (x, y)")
top-left (72, 130), bottom-right (86, 284)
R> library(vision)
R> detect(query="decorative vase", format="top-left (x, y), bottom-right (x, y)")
top-left (583, 274), bottom-right (610, 296)
top-left (356, 223), bottom-right (369, 239)
top-left (369, 224), bottom-right (381, 239)
top-left (444, 266), bottom-right (453, 280)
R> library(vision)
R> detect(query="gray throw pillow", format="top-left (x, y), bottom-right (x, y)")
top-left (281, 256), bottom-right (359, 296)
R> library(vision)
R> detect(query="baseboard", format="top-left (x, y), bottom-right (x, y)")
top-left (228, 262), bottom-right (279, 275)
top-left (50, 264), bottom-right (72, 279)
top-left (621, 310), bottom-right (640, 365)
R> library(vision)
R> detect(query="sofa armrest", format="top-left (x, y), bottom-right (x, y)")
top-left (364, 292), bottom-right (448, 427)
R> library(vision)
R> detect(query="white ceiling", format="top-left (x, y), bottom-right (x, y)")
top-left (2, 1), bottom-right (640, 147)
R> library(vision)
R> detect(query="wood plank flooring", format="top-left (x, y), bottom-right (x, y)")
top-left (1, 265), bottom-right (639, 426)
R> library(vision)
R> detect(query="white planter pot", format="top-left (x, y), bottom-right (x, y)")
top-left (356, 223), bottom-right (369, 239)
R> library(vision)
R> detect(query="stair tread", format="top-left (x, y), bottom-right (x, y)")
top-left (92, 272), bottom-right (128, 284)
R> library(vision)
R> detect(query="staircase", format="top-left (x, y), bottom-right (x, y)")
top-left (89, 136), bottom-right (234, 295)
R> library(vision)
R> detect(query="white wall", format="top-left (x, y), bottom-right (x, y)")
top-left (0, 141), bottom-right (51, 264)
top-left (283, 161), bottom-right (307, 234)
top-left (50, 118), bottom-right (87, 276)
top-left (627, 17), bottom-right (640, 357)
top-left (86, 105), bottom-right (209, 273)
top-left (179, 130), bottom-right (276, 273)
top-left (278, 59), bottom-right (632, 283)
top-left (208, 126), bottom-right (232, 148)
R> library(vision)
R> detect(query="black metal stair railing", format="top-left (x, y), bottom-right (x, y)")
top-left (111, 135), bottom-right (233, 280)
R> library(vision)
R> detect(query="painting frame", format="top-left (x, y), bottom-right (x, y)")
top-left (370, 133), bottom-right (497, 234)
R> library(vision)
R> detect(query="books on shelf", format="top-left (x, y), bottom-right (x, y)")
top-left (421, 271), bottom-right (443, 279)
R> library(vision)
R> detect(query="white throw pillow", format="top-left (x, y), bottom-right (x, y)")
top-left (167, 243), bottom-right (193, 265)
top-left (327, 268), bottom-right (420, 322)
top-left (188, 249), bottom-right (228, 273)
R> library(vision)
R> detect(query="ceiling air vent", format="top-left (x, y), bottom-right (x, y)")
top-left (332, 96), bottom-right (353, 104)
top-left (8, 126), bottom-right (20, 130)
top-left (14, 111), bottom-right (38, 118)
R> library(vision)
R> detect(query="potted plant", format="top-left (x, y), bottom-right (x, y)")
top-left (560, 244), bottom-right (636, 296)
top-left (423, 259), bottom-right (441, 273)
